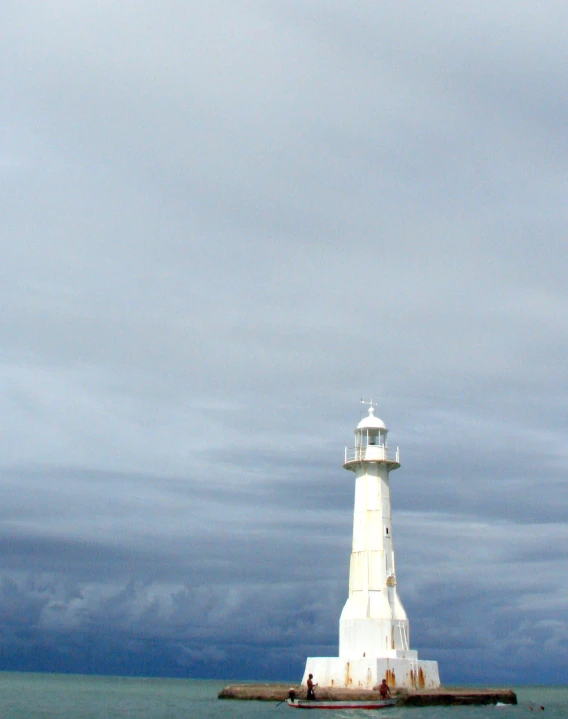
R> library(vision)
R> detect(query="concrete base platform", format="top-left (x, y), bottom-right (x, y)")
top-left (218, 684), bottom-right (517, 705)
top-left (302, 656), bottom-right (440, 690)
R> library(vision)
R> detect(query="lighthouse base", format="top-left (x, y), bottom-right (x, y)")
top-left (302, 657), bottom-right (440, 691)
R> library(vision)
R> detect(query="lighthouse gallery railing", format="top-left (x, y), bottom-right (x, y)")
top-left (344, 446), bottom-right (400, 464)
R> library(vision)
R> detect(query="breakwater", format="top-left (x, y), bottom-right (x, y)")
top-left (218, 684), bottom-right (517, 705)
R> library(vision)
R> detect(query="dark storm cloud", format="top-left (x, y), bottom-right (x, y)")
top-left (1, 0), bottom-right (567, 683)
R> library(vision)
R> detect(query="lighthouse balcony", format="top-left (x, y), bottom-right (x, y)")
top-left (344, 445), bottom-right (400, 468)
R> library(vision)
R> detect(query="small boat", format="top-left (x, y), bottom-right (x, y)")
top-left (286, 697), bottom-right (396, 710)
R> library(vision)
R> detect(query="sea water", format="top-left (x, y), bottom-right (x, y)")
top-left (0, 673), bottom-right (564, 719)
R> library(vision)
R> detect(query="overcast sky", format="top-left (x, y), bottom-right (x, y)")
top-left (1, 1), bottom-right (567, 685)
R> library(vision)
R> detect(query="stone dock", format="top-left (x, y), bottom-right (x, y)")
top-left (218, 684), bottom-right (518, 706)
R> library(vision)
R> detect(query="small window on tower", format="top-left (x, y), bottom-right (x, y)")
top-left (385, 527), bottom-right (389, 535)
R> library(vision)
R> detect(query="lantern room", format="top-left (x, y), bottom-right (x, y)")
top-left (344, 405), bottom-right (400, 470)
top-left (355, 406), bottom-right (388, 448)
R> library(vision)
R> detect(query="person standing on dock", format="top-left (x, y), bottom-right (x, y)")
top-left (379, 679), bottom-right (391, 699)
top-left (306, 674), bottom-right (317, 700)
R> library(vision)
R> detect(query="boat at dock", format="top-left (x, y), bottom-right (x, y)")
top-left (286, 697), bottom-right (396, 710)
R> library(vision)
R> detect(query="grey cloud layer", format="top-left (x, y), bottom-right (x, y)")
top-left (1, 0), bottom-right (567, 682)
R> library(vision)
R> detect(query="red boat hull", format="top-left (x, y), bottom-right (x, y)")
top-left (286, 698), bottom-right (396, 710)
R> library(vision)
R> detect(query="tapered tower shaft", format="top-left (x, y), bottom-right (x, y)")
top-left (340, 406), bottom-right (410, 659)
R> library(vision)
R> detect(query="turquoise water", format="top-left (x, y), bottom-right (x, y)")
top-left (0, 673), bottom-right (564, 718)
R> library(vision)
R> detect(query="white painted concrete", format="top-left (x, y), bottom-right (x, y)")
top-left (302, 657), bottom-right (440, 691)
top-left (301, 406), bottom-right (440, 691)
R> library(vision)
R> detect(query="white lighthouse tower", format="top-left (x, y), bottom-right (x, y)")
top-left (302, 403), bottom-right (440, 691)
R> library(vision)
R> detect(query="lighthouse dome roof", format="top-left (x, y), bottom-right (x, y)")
top-left (357, 407), bottom-right (387, 430)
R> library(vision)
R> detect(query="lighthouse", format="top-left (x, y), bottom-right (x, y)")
top-left (302, 404), bottom-right (440, 690)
